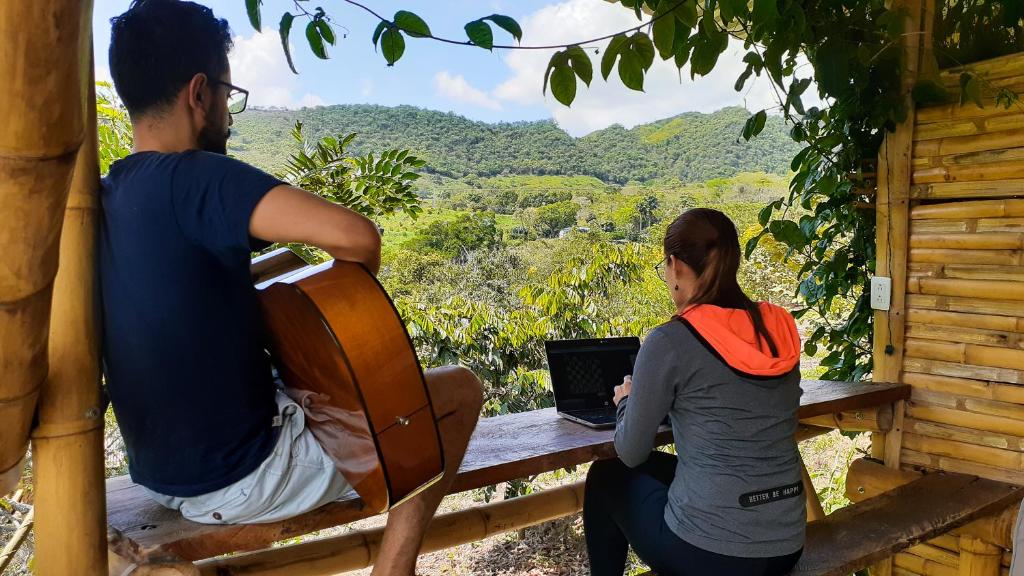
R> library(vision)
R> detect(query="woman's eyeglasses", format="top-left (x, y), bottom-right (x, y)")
top-left (654, 257), bottom-right (668, 281)
top-left (210, 79), bottom-right (249, 115)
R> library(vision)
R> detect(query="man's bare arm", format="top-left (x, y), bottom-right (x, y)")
top-left (249, 184), bottom-right (382, 275)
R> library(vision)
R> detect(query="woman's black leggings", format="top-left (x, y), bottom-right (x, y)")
top-left (583, 452), bottom-right (803, 576)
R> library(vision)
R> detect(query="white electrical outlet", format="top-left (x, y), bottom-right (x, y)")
top-left (871, 276), bottom-right (892, 311)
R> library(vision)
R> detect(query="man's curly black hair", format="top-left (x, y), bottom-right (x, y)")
top-left (109, 0), bottom-right (233, 117)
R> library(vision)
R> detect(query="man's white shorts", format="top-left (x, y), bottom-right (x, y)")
top-left (146, 390), bottom-right (355, 524)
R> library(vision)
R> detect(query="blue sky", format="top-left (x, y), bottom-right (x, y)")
top-left (93, 0), bottom-right (787, 136)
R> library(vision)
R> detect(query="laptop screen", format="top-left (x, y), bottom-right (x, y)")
top-left (545, 337), bottom-right (641, 412)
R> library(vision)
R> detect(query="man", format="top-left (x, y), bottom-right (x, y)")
top-left (101, 1), bottom-right (483, 574)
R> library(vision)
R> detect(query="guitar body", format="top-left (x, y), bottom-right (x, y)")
top-left (257, 258), bottom-right (444, 513)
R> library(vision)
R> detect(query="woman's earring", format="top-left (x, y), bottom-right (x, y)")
top-left (674, 284), bottom-right (679, 291)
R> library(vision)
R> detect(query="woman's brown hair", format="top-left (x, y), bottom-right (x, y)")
top-left (663, 208), bottom-right (779, 356)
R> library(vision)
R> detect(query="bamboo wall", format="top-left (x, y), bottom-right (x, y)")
top-left (882, 51), bottom-right (1024, 576)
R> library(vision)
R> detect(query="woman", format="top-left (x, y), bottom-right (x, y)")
top-left (584, 208), bottom-right (805, 576)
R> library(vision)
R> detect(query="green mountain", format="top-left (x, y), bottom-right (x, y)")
top-left (229, 104), bottom-right (798, 185)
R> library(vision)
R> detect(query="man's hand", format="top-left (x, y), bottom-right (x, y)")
top-left (249, 185), bottom-right (382, 275)
top-left (613, 375), bottom-right (632, 406)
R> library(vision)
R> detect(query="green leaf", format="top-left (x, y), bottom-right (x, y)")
top-left (484, 14), bottom-right (523, 43)
top-left (652, 7), bottom-right (676, 60)
top-left (768, 219), bottom-right (803, 247)
top-left (381, 27), bottom-right (406, 66)
top-left (742, 110), bottom-right (767, 140)
top-left (317, 20), bottom-right (336, 45)
top-left (734, 66), bottom-right (753, 91)
top-left (719, 0), bottom-right (746, 22)
top-left (550, 63), bottom-right (577, 106)
top-left (631, 32), bottom-right (655, 70)
top-left (752, 0), bottom-right (780, 28)
top-left (601, 34), bottom-right (629, 80)
top-left (245, 0), bottom-right (261, 31)
top-left (279, 13), bottom-right (297, 74)
top-left (306, 21), bottom-right (327, 59)
top-left (674, 0), bottom-right (698, 29)
top-left (372, 21), bottom-right (388, 46)
top-left (394, 10), bottom-right (431, 38)
top-left (690, 35), bottom-right (722, 77)
top-left (566, 46), bottom-right (592, 86)
top-left (465, 20), bottom-right (494, 50)
top-left (618, 48), bottom-right (645, 91)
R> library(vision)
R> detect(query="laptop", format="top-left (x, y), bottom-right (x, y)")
top-left (545, 337), bottom-right (641, 429)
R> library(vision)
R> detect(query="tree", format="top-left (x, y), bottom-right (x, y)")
top-left (528, 201), bottom-right (577, 239)
top-left (404, 211), bottom-right (501, 260)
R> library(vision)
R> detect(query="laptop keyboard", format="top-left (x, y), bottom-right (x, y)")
top-left (570, 408), bottom-right (617, 424)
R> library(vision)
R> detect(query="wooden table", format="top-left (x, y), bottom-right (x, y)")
top-left (106, 379), bottom-right (911, 563)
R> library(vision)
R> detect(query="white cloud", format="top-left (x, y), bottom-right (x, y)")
top-left (493, 0), bottom-right (815, 136)
top-left (229, 32), bottom-right (324, 109)
top-left (360, 78), bottom-right (375, 98)
top-left (435, 71), bottom-right (503, 111)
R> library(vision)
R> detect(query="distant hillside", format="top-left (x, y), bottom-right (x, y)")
top-left (229, 104), bottom-right (799, 185)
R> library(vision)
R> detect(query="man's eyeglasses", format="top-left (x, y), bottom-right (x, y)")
top-left (210, 79), bottom-right (249, 115)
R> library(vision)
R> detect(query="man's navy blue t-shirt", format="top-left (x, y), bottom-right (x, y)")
top-left (101, 150), bottom-right (283, 497)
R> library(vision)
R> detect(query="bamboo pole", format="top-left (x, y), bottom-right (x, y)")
top-left (909, 248), bottom-right (1023, 266)
top-left (914, 130), bottom-right (1024, 160)
top-left (940, 52), bottom-right (1024, 86)
top-left (907, 279), bottom-right (1024, 301)
top-left (910, 199), bottom-right (1024, 221)
top-left (906, 402), bottom-right (1024, 437)
top-left (912, 179), bottom-right (1024, 201)
top-left (907, 294), bottom-right (1024, 319)
top-left (0, 0), bottom-right (88, 497)
top-left (913, 159), bottom-right (1024, 185)
top-left (902, 372), bottom-right (1024, 405)
top-left (29, 14), bottom-right (108, 575)
top-left (908, 265), bottom-right (1024, 282)
top-left (913, 148), bottom-right (1024, 173)
top-left (913, 116), bottom-right (1024, 142)
top-left (959, 536), bottom-right (1003, 576)
top-left (873, 0), bottom-right (927, 486)
top-left (905, 338), bottom-right (1024, 371)
top-left (902, 433), bottom-right (1022, 471)
top-left (907, 542), bottom-right (959, 568)
top-left (917, 99), bottom-right (1024, 124)
top-left (895, 551), bottom-right (958, 576)
top-left (907, 310), bottom-right (1024, 333)
top-left (905, 418), bottom-right (1024, 451)
top-left (910, 233), bottom-right (1024, 250)
top-left (196, 481), bottom-right (587, 576)
top-left (801, 406), bottom-right (894, 433)
top-left (901, 448), bottom-right (1024, 485)
top-left (906, 323), bottom-right (1024, 351)
top-left (904, 355), bottom-right (1024, 384)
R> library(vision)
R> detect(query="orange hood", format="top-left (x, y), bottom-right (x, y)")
top-left (678, 302), bottom-right (801, 378)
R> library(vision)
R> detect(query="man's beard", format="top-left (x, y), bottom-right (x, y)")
top-left (198, 123), bottom-right (230, 155)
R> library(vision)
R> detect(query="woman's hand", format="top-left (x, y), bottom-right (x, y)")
top-left (613, 375), bottom-right (632, 406)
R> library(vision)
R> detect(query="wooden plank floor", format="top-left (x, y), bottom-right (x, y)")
top-left (107, 380), bottom-right (910, 561)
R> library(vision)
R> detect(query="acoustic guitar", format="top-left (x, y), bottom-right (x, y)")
top-left (252, 248), bottom-right (444, 514)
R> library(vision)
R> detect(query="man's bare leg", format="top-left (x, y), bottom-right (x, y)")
top-left (371, 365), bottom-right (483, 576)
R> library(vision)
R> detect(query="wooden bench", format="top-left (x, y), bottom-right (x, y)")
top-left (106, 380), bottom-right (911, 571)
top-left (636, 470), bottom-right (1020, 576)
